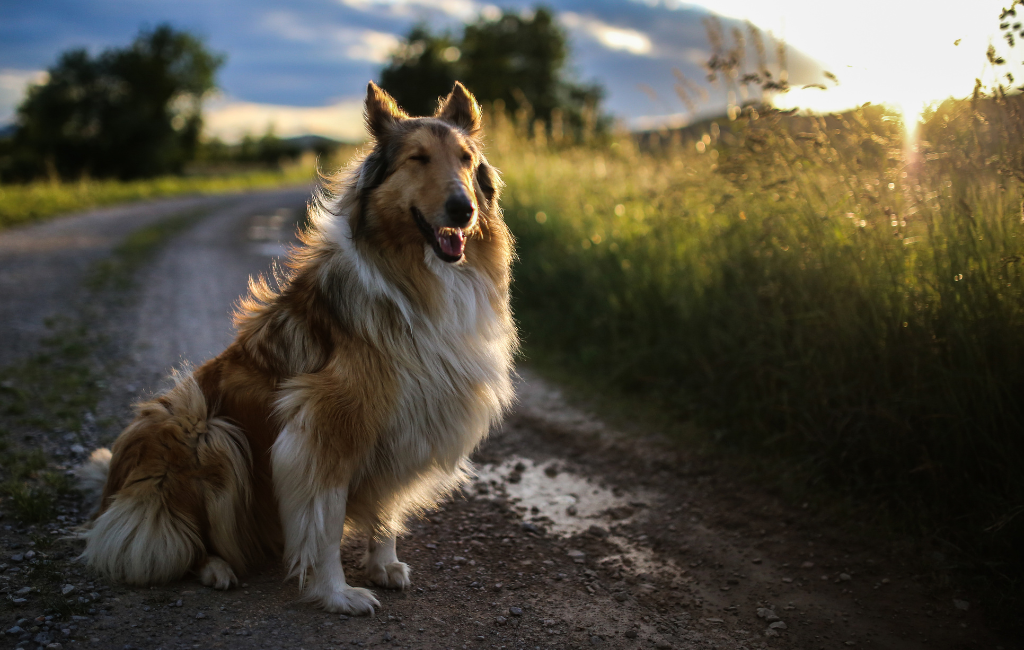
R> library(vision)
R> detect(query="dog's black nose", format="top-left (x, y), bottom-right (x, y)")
top-left (445, 193), bottom-right (475, 227)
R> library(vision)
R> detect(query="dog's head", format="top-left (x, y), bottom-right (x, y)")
top-left (353, 81), bottom-right (501, 266)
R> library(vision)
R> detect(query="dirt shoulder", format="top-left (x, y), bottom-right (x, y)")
top-left (0, 193), bottom-right (1008, 650)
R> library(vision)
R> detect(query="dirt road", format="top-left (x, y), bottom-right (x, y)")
top-left (0, 192), bottom-right (1005, 650)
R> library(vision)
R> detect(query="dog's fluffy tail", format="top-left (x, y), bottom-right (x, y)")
top-left (75, 448), bottom-right (112, 516)
top-left (77, 370), bottom-right (254, 586)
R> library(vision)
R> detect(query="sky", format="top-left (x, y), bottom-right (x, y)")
top-left (0, 0), bottom-right (1015, 141)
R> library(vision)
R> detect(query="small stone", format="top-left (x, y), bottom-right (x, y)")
top-left (514, 461), bottom-right (526, 472)
top-left (175, 599), bottom-right (182, 607)
top-left (655, 639), bottom-right (672, 649)
top-left (46, 643), bottom-right (63, 650)
top-left (543, 465), bottom-right (558, 478)
top-left (756, 608), bottom-right (779, 622)
top-left (6, 626), bottom-right (23, 635)
top-left (613, 592), bottom-right (628, 602)
top-left (624, 630), bottom-right (638, 639)
top-left (494, 616), bottom-right (507, 626)
top-left (10, 554), bottom-right (24, 562)
top-left (507, 472), bottom-right (522, 484)
top-left (195, 612), bottom-right (206, 620)
top-left (453, 556), bottom-right (467, 563)
top-left (383, 631), bottom-right (392, 642)
top-left (566, 505), bottom-right (578, 516)
top-left (590, 635), bottom-right (603, 645)
top-left (567, 549), bottom-right (586, 559)
top-left (70, 444), bottom-right (86, 454)
top-left (61, 585), bottom-right (75, 596)
top-left (801, 561), bottom-right (814, 569)
top-left (509, 606), bottom-right (523, 617)
top-left (521, 522), bottom-right (542, 535)
top-left (839, 573), bottom-right (852, 582)
top-left (338, 615), bottom-right (349, 621)
top-left (23, 551), bottom-right (35, 560)
top-left (769, 621), bottom-right (787, 630)
top-left (764, 628), bottom-right (780, 638)
top-left (751, 558), bottom-right (762, 564)
top-left (16, 587), bottom-right (32, 595)
top-left (587, 525), bottom-right (608, 538)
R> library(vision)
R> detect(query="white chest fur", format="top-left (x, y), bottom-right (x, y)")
top-left (322, 209), bottom-right (515, 480)
top-left (382, 253), bottom-right (514, 474)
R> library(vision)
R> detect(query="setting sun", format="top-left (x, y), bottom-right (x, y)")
top-left (694, 0), bottom-right (1021, 129)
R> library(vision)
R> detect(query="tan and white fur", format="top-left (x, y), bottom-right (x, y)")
top-left (76, 81), bottom-right (517, 615)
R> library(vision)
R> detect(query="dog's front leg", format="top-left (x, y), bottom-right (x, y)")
top-left (271, 426), bottom-right (379, 615)
top-left (367, 531), bottom-right (411, 590)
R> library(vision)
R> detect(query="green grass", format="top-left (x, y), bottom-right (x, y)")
top-left (0, 164), bottom-right (314, 230)
top-left (488, 101), bottom-right (1024, 618)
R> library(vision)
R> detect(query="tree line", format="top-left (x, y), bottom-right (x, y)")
top-left (0, 7), bottom-right (604, 183)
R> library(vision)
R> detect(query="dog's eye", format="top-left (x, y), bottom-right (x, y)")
top-left (409, 155), bottom-right (430, 164)
top-left (461, 152), bottom-right (472, 163)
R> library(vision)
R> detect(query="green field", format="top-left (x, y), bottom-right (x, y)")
top-left (0, 161), bottom-right (322, 231)
top-left (489, 100), bottom-right (1024, 605)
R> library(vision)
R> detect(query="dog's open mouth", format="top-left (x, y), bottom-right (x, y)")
top-left (412, 207), bottom-right (465, 263)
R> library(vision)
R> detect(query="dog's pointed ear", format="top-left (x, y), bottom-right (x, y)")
top-left (436, 81), bottom-right (482, 135)
top-left (365, 81), bottom-right (408, 140)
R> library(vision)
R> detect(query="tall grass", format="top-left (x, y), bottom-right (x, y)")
top-left (489, 102), bottom-right (1024, 594)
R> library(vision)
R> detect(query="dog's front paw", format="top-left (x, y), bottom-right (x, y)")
top-left (317, 586), bottom-right (380, 615)
top-left (368, 561), bottom-right (411, 590)
top-left (199, 556), bottom-right (238, 590)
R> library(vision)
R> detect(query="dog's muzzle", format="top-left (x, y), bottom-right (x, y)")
top-left (412, 207), bottom-right (467, 263)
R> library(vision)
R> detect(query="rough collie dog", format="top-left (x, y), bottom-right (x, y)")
top-left (75, 81), bottom-right (516, 615)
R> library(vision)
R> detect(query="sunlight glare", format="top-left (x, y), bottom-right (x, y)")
top-left (686, 0), bottom-right (1018, 136)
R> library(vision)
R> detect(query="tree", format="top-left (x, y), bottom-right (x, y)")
top-left (378, 7), bottom-right (605, 137)
top-left (378, 25), bottom-right (460, 119)
top-left (3, 25), bottom-right (224, 181)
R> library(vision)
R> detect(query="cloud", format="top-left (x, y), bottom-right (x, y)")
top-left (336, 0), bottom-right (499, 21)
top-left (0, 69), bottom-right (48, 124)
top-left (260, 11), bottom-right (400, 63)
top-left (204, 97), bottom-right (367, 143)
top-left (561, 12), bottom-right (653, 57)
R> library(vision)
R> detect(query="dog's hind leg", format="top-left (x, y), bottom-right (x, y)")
top-left (366, 533), bottom-right (411, 590)
top-left (199, 556), bottom-right (238, 590)
top-left (79, 372), bottom-right (255, 587)
top-left (271, 425), bottom-right (379, 615)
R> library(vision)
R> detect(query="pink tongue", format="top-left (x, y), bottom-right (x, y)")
top-left (437, 229), bottom-right (465, 257)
